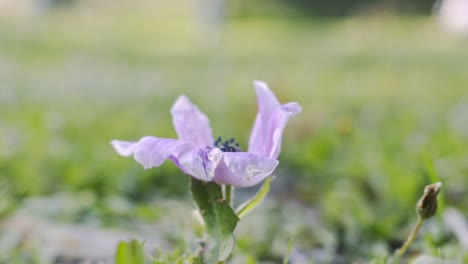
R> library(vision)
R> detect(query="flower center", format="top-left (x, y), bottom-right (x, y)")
top-left (213, 136), bottom-right (242, 152)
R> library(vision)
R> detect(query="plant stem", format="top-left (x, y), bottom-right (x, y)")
top-left (395, 216), bottom-right (424, 258)
top-left (224, 185), bottom-right (234, 207)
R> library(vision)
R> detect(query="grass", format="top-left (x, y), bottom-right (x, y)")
top-left (0, 2), bottom-right (467, 262)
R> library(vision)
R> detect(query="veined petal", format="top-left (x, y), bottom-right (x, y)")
top-left (249, 81), bottom-right (280, 157)
top-left (267, 102), bottom-right (302, 159)
top-left (202, 147), bottom-right (223, 179)
top-left (133, 136), bottom-right (194, 169)
top-left (171, 95), bottom-right (214, 148)
top-left (213, 152), bottom-right (279, 188)
top-left (248, 81), bottom-right (302, 159)
top-left (111, 140), bottom-right (138, 157)
top-left (169, 145), bottom-right (221, 181)
top-left (120, 136), bottom-right (216, 181)
top-left (171, 146), bottom-right (222, 181)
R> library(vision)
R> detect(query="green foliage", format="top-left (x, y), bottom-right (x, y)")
top-left (236, 176), bottom-right (272, 219)
top-left (283, 238), bottom-right (294, 264)
top-left (190, 179), bottom-right (239, 262)
top-left (115, 240), bottom-right (147, 264)
top-left (230, 0), bottom-right (436, 17)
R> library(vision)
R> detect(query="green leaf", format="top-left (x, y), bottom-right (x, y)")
top-left (206, 235), bottom-right (236, 263)
top-left (190, 179), bottom-right (239, 238)
top-left (236, 176), bottom-right (272, 219)
top-left (283, 238), bottom-right (295, 264)
top-left (115, 240), bottom-right (146, 264)
top-left (190, 178), bottom-right (239, 261)
top-left (116, 242), bottom-right (131, 264)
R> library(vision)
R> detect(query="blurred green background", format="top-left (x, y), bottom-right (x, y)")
top-left (1, 0), bottom-right (467, 262)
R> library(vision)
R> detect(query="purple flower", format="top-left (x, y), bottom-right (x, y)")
top-left (111, 81), bottom-right (301, 187)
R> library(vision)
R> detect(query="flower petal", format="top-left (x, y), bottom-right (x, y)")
top-left (170, 145), bottom-right (222, 181)
top-left (248, 81), bottom-right (302, 159)
top-left (114, 136), bottom-right (220, 181)
top-left (267, 102), bottom-right (302, 159)
top-left (202, 147), bottom-right (223, 179)
top-left (171, 95), bottom-right (214, 148)
top-left (132, 136), bottom-right (193, 168)
top-left (213, 152), bottom-right (279, 188)
top-left (111, 140), bottom-right (138, 157)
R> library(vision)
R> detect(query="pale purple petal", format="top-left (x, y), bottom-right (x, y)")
top-left (171, 95), bottom-right (214, 148)
top-left (130, 136), bottom-right (217, 181)
top-left (133, 136), bottom-right (193, 168)
top-left (267, 102), bottom-right (301, 159)
top-left (203, 147), bottom-right (223, 179)
top-left (111, 140), bottom-right (138, 157)
top-left (248, 81), bottom-right (302, 159)
top-left (248, 81), bottom-right (280, 157)
top-left (213, 152), bottom-right (279, 187)
top-left (171, 146), bottom-right (222, 181)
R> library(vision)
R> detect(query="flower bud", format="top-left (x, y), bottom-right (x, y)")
top-left (416, 182), bottom-right (442, 219)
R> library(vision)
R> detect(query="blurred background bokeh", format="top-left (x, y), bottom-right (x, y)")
top-left (1, 0), bottom-right (468, 263)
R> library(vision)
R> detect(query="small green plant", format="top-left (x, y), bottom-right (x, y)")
top-left (394, 182), bottom-right (443, 261)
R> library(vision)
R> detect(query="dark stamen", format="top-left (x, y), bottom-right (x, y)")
top-left (211, 136), bottom-right (242, 152)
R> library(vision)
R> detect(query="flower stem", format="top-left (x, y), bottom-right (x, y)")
top-left (224, 185), bottom-right (234, 207)
top-left (395, 216), bottom-right (424, 258)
